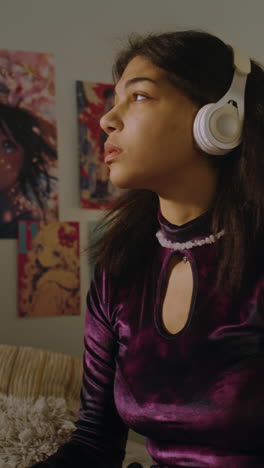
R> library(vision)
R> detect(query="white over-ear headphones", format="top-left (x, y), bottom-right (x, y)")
top-left (193, 46), bottom-right (251, 155)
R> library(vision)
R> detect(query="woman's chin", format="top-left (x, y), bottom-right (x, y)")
top-left (109, 169), bottom-right (138, 190)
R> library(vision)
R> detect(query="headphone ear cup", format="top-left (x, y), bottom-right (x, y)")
top-left (193, 103), bottom-right (242, 155)
top-left (209, 104), bottom-right (242, 143)
top-left (193, 104), bottom-right (219, 155)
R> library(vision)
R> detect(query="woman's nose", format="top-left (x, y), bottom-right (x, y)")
top-left (99, 107), bottom-right (122, 135)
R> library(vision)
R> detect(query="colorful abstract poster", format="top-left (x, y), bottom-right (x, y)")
top-left (18, 221), bottom-right (80, 318)
top-left (0, 49), bottom-right (58, 239)
top-left (76, 80), bottom-right (123, 209)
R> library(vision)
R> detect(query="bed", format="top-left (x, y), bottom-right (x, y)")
top-left (0, 344), bottom-right (152, 468)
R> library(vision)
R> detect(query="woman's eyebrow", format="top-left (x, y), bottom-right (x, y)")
top-left (114, 77), bottom-right (159, 96)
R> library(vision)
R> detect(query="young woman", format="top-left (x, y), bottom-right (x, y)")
top-left (32, 30), bottom-right (264, 468)
top-left (0, 103), bottom-right (58, 238)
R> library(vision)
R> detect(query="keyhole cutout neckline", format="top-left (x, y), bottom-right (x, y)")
top-left (155, 250), bottom-right (197, 338)
top-left (161, 252), bottom-right (194, 335)
top-left (155, 207), bottom-right (214, 338)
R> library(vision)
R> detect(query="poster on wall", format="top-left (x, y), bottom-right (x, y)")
top-left (76, 80), bottom-right (123, 209)
top-left (18, 221), bottom-right (80, 318)
top-left (0, 49), bottom-right (59, 239)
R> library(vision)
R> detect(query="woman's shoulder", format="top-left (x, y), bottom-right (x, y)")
top-left (88, 261), bottom-right (150, 319)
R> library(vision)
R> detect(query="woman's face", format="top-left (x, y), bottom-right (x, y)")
top-left (0, 121), bottom-right (25, 192)
top-left (100, 55), bottom-right (202, 195)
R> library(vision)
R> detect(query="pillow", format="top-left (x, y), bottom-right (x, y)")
top-left (0, 345), bottom-right (83, 406)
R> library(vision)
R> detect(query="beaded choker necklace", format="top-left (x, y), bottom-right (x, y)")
top-left (156, 229), bottom-right (225, 262)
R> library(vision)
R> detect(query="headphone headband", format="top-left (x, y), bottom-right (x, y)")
top-left (232, 46), bottom-right (251, 75)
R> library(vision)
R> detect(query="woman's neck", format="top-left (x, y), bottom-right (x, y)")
top-left (158, 163), bottom-right (219, 226)
top-left (158, 200), bottom-right (212, 226)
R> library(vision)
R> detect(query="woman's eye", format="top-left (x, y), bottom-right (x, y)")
top-left (2, 140), bottom-right (17, 153)
top-left (133, 93), bottom-right (148, 101)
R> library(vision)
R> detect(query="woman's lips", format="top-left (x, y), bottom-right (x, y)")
top-left (104, 142), bottom-right (123, 163)
top-left (104, 150), bottom-right (123, 163)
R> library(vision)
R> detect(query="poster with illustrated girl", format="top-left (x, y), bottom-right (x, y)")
top-left (18, 221), bottom-right (80, 318)
top-left (76, 80), bottom-right (123, 209)
top-left (0, 49), bottom-right (58, 239)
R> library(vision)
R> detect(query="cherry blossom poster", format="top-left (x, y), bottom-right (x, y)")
top-left (18, 221), bottom-right (80, 318)
top-left (76, 80), bottom-right (123, 209)
top-left (0, 49), bottom-right (58, 239)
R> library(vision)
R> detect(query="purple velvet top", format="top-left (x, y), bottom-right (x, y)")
top-left (32, 209), bottom-right (264, 468)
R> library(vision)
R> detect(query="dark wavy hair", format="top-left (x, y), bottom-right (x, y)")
top-left (89, 29), bottom-right (264, 298)
top-left (0, 103), bottom-right (57, 213)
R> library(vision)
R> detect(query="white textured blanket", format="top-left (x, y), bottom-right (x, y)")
top-left (0, 393), bottom-right (152, 468)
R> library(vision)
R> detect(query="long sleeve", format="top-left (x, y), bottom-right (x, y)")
top-left (31, 268), bottom-right (129, 468)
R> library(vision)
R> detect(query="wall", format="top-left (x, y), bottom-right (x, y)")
top-left (0, 0), bottom-right (264, 357)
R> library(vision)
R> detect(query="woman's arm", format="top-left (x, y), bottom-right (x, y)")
top-left (31, 268), bottom-right (129, 467)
